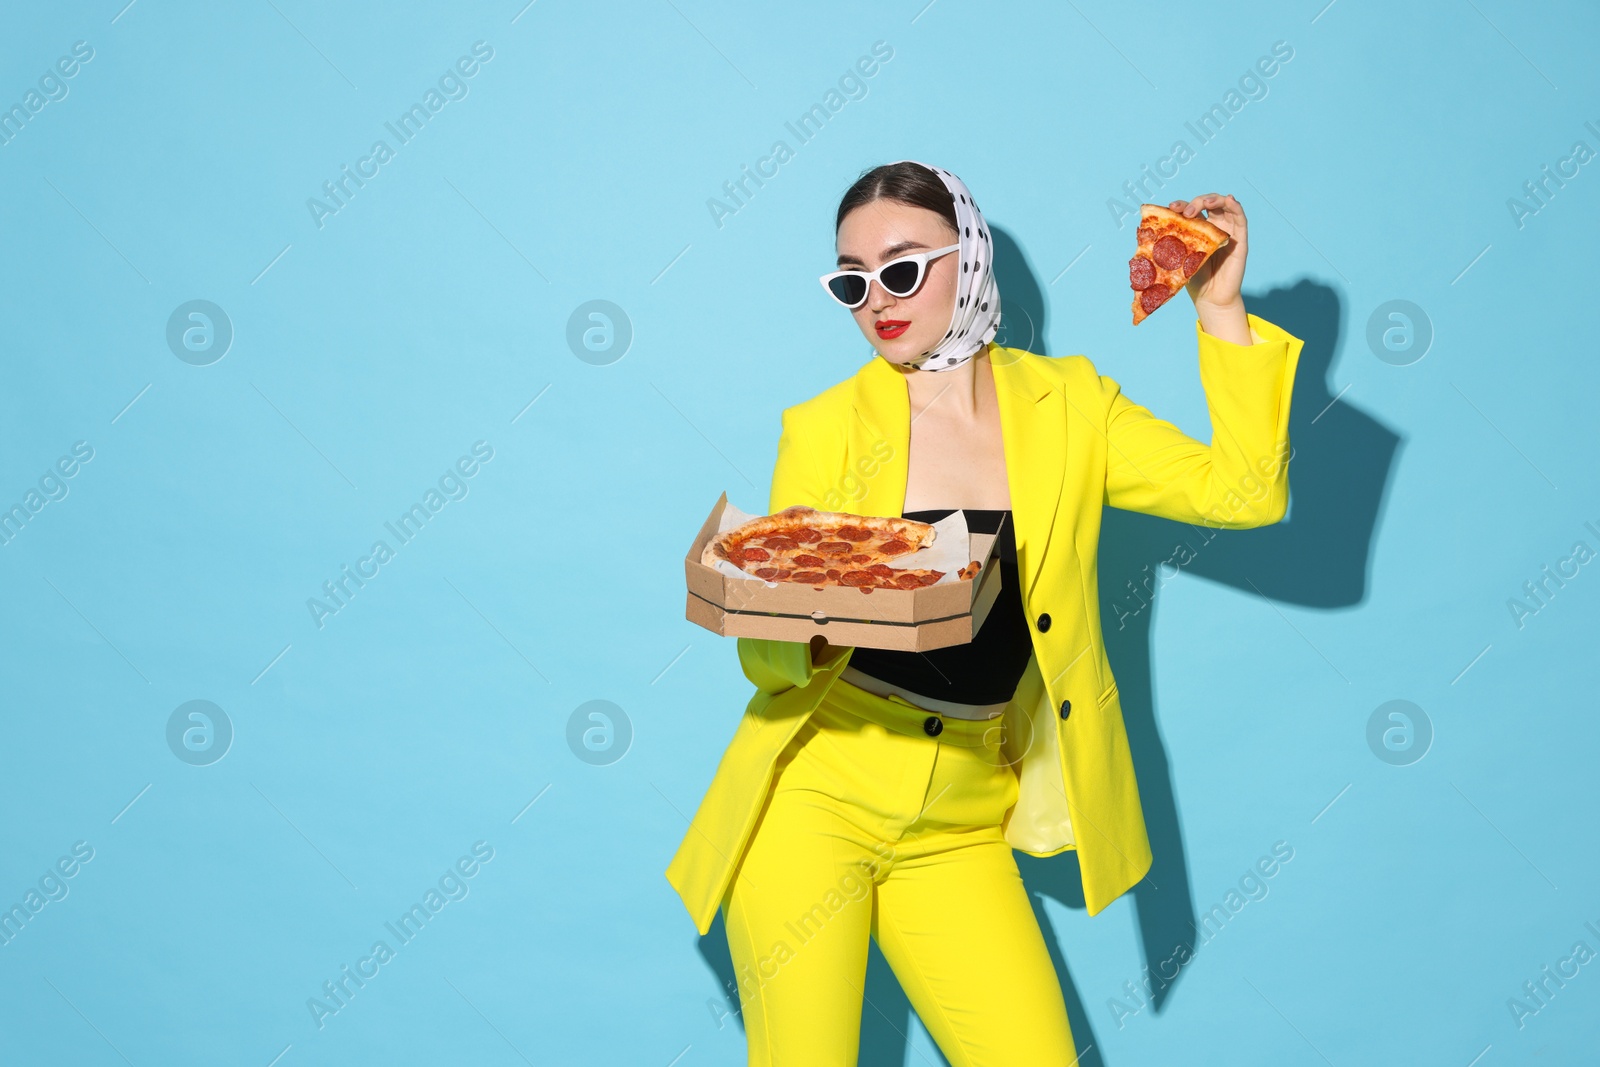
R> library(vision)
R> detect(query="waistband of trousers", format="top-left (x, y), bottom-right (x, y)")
top-left (821, 677), bottom-right (1003, 748)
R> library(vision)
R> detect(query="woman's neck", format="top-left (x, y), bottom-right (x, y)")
top-left (900, 342), bottom-right (993, 421)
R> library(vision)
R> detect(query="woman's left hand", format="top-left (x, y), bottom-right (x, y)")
top-left (1167, 194), bottom-right (1246, 310)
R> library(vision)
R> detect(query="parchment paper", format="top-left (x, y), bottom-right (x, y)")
top-left (709, 504), bottom-right (971, 588)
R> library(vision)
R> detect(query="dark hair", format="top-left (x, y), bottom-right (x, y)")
top-left (834, 162), bottom-right (957, 236)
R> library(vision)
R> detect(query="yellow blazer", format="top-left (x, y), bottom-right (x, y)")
top-left (667, 313), bottom-right (1304, 935)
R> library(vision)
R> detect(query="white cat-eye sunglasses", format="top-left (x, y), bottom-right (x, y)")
top-left (818, 244), bottom-right (959, 309)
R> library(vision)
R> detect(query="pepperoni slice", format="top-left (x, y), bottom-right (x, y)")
top-left (867, 563), bottom-right (896, 577)
top-left (877, 539), bottom-right (910, 556)
top-left (1139, 283), bottom-right (1174, 314)
top-left (754, 566), bottom-right (779, 579)
top-left (790, 570), bottom-right (826, 583)
top-left (850, 553), bottom-right (871, 563)
top-left (1129, 255), bottom-right (1156, 291)
top-left (793, 553), bottom-right (826, 568)
top-left (1181, 249), bottom-right (1207, 276)
top-left (816, 541), bottom-right (851, 556)
top-left (762, 535), bottom-right (799, 551)
top-left (840, 570), bottom-right (877, 586)
top-left (792, 526), bottom-right (824, 543)
top-left (1136, 226), bottom-right (1155, 244)
top-left (736, 545), bottom-right (771, 562)
top-left (1152, 235), bottom-right (1188, 271)
top-left (825, 569), bottom-right (842, 579)
top-left (834, 525), bottom-right (873, 542)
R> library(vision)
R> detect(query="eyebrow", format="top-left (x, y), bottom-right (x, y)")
top-left (836, 239), bottom-right (929, 268)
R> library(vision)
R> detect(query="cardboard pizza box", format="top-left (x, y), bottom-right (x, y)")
top-left (684, 492), bottom-right (1002, 652)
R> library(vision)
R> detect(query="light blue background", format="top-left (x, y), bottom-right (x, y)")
top-left (2, 1), bottom-right (1596, 1064)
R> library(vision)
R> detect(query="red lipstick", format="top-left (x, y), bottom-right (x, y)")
top-left (875, 319), bottom-right (910, 339)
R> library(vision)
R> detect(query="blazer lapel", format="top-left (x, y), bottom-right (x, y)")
top-left (846, 354), bottom-right (910, 517)
top-left (846, 346), bottom-right (1068, 603)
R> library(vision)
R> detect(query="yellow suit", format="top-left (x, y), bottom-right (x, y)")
top-left (667, 313), bottom-right (1303, 936)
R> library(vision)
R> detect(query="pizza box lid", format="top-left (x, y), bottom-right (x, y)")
top-left (683, 492), bottom-right (1003, 652)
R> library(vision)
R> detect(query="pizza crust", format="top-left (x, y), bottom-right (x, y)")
top-left (1140, 203), bottom-right (1229, 247)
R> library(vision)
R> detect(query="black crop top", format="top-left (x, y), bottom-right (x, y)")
top-left (844, 509), bottom-right (1034, 706)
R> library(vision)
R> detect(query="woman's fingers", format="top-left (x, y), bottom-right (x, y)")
top-left (1166, 195), bottom-right (1247, 248)
top-left (1168, 193), bottom-right (1236, 218)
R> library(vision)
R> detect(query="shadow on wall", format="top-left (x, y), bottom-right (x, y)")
top-left (689, 230), bottom-right (1400, 1063)
top-left (1022, 274), bottom-right (1401, 1049)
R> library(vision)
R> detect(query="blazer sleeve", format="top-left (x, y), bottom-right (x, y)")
top-left (734, 406), bottom-right (841, 696)
top-left (1100, 312), bottom-right (1303, 528)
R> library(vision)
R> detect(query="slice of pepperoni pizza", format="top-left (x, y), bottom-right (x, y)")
top-left (1128, 204), bottom-right (1230, 325)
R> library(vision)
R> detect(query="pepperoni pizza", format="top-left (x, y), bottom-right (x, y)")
top-left (703, 505), bottom-right (982, 593)
top-left (1128, 204), bottom-right (1230, 324)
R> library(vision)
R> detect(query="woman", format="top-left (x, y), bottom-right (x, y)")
top-left (666, 160), bottom-right (1303, 1065)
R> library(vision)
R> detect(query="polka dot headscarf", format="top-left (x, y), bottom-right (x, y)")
top-left (886, 159), bottom-right (1001, 373)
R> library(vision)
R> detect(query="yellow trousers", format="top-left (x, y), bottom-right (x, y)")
top-left (720, 677), bottom-right (1078, 1066)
